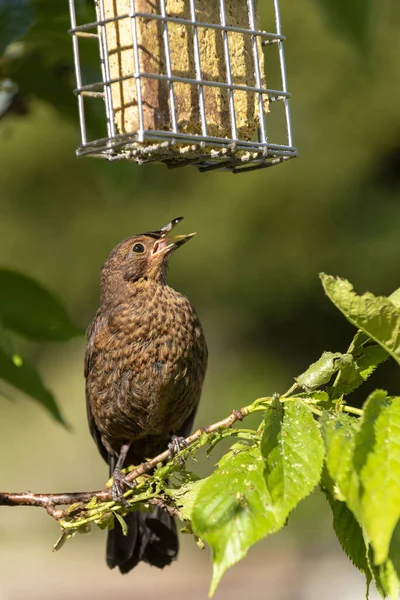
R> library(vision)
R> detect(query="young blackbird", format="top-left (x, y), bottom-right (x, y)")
top-left (85, 217), bottom-right (207, 573)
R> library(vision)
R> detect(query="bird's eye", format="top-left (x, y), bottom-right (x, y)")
top-left (132, 243), bottom-right (145, 254)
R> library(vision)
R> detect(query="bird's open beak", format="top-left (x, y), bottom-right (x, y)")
top-left (151, 217), bottom-right (196, 256)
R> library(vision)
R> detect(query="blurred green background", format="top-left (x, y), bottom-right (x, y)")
top-left (0, 0), bottom-right (399, 598)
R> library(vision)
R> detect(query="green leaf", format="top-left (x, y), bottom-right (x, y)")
top-left (390, 521), bottom-right (400, 583)
top-left (53, 529), bottom-right (78, 552)
top-left (372, 522), bottom-right (400, 599)
top-left (332, 342), bottom-right (389, 397)
top-left (95, 511), bottom-right (114, 531)
top-left (320, 274), bottom-right (400, 366)
top-left (166, 473), bottom-right (206, 521)
top-left (353, 391), bottom-right (389, 474)
top-left (261, 399), bottom-right (324, 524)
top-left (323, 391), bottom-right (400, 566)
top-left (322, 474), bottom-right (371, 585)
top-left (389, 288), bottom-right (400, 309)
top-left (314, 0), bottom-right (372, 50)
top-left (360, 396), bottom-right (400, 564)
top-left (295, 351), bottom-right (354, 391)
top-left (0, 347), bottom-right (67, 425)
top-left (322, 468), bottom-right (400, 599)
top-left (114, 512), bottom-right (128, 536)
top-left (0, 269), bottom-right (83, 341)
top-left (369, 542), bottom-right (400, 600)
top-left (320, 411), bottom-right (358, 503)
top-left (294, 390), bottom-right (332, 410)
top-left (0, 0), bottom-right (35, 55)
top-left (296, 390), bottom-right (330, 403)
top-left (323, 392), bottom-right (390, 527)
top-left (191, 446), bottom-right (278, 597)
top-left (330, 284), bottom-right (400, 398)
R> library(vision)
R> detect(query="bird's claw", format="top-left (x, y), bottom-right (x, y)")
top-left (168, 435), bottom-right (188, 466)
top-left (111, 468), bottom-right (137, 505)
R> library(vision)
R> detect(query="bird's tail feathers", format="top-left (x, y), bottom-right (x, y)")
top-left (106, 505), bottom-right (178, 573)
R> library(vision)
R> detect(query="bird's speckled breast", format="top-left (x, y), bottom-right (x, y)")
top-left (86, 282), bottom-right (207, 454)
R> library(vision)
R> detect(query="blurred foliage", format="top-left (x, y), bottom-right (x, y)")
top-left (0, 0), bottom-right (35, 55)
top-left (0, 269), bottom-right (82, 341)
top-left (0, 348), bottom-right (67, 425)
top-left (0, 269), bottom-right (81, 423)
top-left (314, 0), bottom-right (372, 49)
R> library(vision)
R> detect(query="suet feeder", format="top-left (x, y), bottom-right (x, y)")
top-left (68, 0), bottom-right (296, 173)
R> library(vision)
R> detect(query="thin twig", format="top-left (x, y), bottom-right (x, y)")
top-left (124, 407), bottom-right (248, 485)
top-left (149, 497), bottom-right (182, 519)
top-left (280, 382), bottom-right (299, 398)
top-left (342, 405), bottom-right (363, 416)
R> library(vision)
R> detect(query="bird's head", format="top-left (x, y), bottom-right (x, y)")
top-left (100, 217), bottom-right (195, 300)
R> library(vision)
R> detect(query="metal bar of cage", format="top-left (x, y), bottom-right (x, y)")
top-left (274, 0), bottom-right (293, 149)
top-left (189, 0), bottom-right (208, 139)
top-left (159, 0), bottom-right (178, 136)
top-left (68, 0), bottom-right (87, 145)
top-left (248, 0), bottom-right (266, 146)
top-left (219, 0), bottom-right (238, 142)
top-left (69, 13), bottom-right (286, 41)
top-left (68, 0), bottom-right (297, 173)
top-left (96, 0), bottom-right (116, 139)
top-left (129, 0), bottom-right (145, 141)
top-left (75, 74), bottom-right (290, 100)
top-left (75, 129), bottom-right (296, 154)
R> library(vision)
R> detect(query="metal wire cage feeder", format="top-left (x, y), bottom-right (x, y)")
top-left (68, 0), bottom-right (296, 173)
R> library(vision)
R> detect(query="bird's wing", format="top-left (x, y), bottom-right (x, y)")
top-left (84, 310), bottom-right (110, 464)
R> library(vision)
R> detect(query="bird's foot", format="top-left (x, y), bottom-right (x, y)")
top-left (168, 435), bottom-right (189, 466)
top-left (111, 468), bottom-right (137, 505)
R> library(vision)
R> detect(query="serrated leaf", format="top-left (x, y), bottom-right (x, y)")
top-left (333, 311), bottom-right (395, 398)
top-left (0, 0), bottom-right (35, 55)
top-left (369, 543), bottom-right (400, 600)
top-left (322, 474), bottom-right (371, 585)
top-left (323, 391), bottom-right (400, 567)
top-left (353, 391), bottom-right (389, 474)
top-left (191, 446), bottom-right (278, 597)
top-left (0, 269), bottom-right (83, 341)
top-left (217, 440), bottom-right (257, 468)
top-left (166, 474), bottom-right (207, 521)
top-left (296, 351), bottom-right (353, 391)
top-left (360, 396), bottom-right (400, 564)
top-left (320, 274), bottom-right (400, 366)
top-left (320, 412), bottom-right (358, 502)
top-left (390, 521), bottom-right (400, 581)
top-left (323, 391), bottom-right (390, 525)
top-left (261, 399), bottom-right (324, 524)
top-left (314, 0), bottom-right (371, 50)
top-left (332, 344), bottom-right (389, 397)
top-left (0, 347), bottom-right (67, 425)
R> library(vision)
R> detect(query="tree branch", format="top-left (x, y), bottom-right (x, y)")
top-left (0, 407), bottom-right (249, 517)
top-left (0, 390), bottom-right (363, 523)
